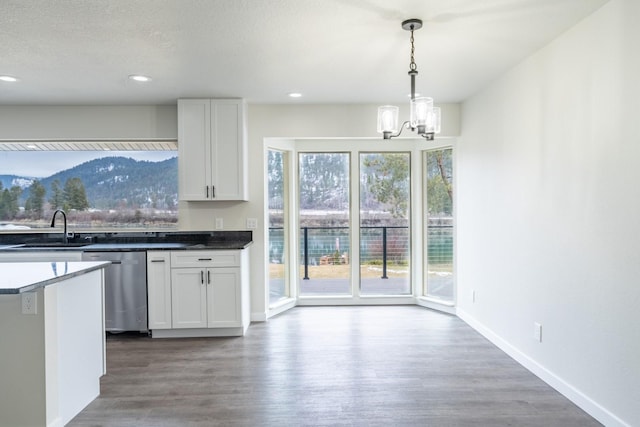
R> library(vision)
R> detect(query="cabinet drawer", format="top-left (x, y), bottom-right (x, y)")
top-left (171, 250), bottom-right (239, 268)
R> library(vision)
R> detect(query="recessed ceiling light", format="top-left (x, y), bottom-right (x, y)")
top-left (288, 93), bottom-right (302, 98)
top-left (128, 74), bottom-right (152, 82)
top-left (0, 75), bottom-right (19, 82)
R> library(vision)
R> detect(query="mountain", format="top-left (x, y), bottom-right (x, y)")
top-left (1, 156), bottom-right (178, 210)
top-left (0, 175), bottom-right (34, 190)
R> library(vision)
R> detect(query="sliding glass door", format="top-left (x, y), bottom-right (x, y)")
top-left (296, 149), bottom-right (412, 299)
top-left (298, 152), bottom-right (351, 296)
top-left (359, 153), bottom-right (411, 295)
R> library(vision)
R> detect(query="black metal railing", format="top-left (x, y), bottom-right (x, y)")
top-left (299, 226), bottom-right (350, 280)
top-left (268, 223), bottom-right (453, 280)
top-left (359, 226), bottom-right (409, 279)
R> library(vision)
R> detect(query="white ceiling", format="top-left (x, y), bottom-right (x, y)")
top-left (0, 0), bottom-right (607, 106)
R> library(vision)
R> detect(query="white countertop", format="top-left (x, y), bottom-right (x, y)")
top-left (0, 261), bottom-right (110, 294)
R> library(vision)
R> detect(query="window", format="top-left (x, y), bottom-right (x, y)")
top-left (424, 147), bottom-right (454, 302)
top-left (298, 152), bottom-right (351, 296)
top-left (359, 152), bottom-right (411, 295)
top-left (268, 149), bottom-right (290, 305)
top-left (0, 141), bottom-right (177, 230)
top-left (269, 139), bottom-right (453, 308)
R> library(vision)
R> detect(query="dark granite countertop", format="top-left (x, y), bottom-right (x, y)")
top-left (0, 231), bottom-right (252, 252)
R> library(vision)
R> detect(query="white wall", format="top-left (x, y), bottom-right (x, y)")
top-left (456, 1), bottom-right (639, 426)
top-left (0, 105), bottom-right (177, 139)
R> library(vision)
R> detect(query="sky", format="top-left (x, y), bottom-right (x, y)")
top-left (0, 151), bottom-right (177, 178)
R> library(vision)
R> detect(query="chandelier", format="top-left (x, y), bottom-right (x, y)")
top-left (377, 19), bottom-right (441, 140)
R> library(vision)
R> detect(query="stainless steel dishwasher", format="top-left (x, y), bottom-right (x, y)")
top-left (82, 251), bottom-right (148, 333)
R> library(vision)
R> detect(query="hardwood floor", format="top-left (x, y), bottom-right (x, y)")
top-left (69, 306), bottom-right (601, 426)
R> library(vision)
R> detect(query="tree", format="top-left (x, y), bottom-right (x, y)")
top-left (0, 182), bottom-right (4, 220)
top-left (426, 149), bottom-right (453, 216)
top-left (361, 153), bottom-right (410, 218)
top-left (268, 150), bottom-right (285, 209)
top-left (0, 185), bottom-right (22, 220)
top-left (49, 179), bottom-right (64, 209)
top-left (25, 180), bottom-right (46, 217)
top-left (298, 153), bottom-right (349, 210)
top-left (63, 177), bottom-right (89, 210)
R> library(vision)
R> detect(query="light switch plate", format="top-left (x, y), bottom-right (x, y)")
top-left (246, 218), bottom-right (258, 229)
top-left (215, 218), bottom-right (224, 229)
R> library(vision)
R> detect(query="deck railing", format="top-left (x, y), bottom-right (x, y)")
top-left (269, 222), bottom-right (453, 280)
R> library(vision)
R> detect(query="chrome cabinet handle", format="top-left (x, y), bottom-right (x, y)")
top-left (198, 258), bottom-right (212, 261)
top-left (150, 259), bottom-right (165, 263)
top-left (206, 185), bottom-right (209, 198)
top-left (200, 270), bottom-right (204, 284)
top-left (212, 185), bottom-right (215, 198)
top-left (207, 270), bottom-right (211, 284)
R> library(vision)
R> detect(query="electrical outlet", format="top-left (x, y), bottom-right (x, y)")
top-left (215, 218), bottom-right (224, 229)
top-left (21, 292), bottom-right (37, 315)
top-left (246, 218), bottom-right (258, 229)
top-left (534, 322), bottom-right (542, 343)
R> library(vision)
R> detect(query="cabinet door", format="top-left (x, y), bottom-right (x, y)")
top-left (147, 251), bottom-right (172, 330)
top-left (206, 267), bottom-right (241, 328)
top-left (178, 99), bottom-right (211, 201)
top-left (210, 100), bottom-right (247, 200)
top-left (171, 268), bottom-right (207, 329)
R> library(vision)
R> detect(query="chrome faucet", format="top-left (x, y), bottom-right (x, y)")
top-left (50, 209), bottom-right (68, 244)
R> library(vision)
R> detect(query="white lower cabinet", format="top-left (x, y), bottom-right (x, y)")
top-left (171, 267), bottom-right (208, 328)
top-left (147, 250), bottom-right (249, 338)
top-left (206, 267), bottom-right (242, 327)
top-left (147, 251), bottom-right (172, 330)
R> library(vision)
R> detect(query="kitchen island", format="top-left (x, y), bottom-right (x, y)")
top-left (0, 261), bottom-right (109, 427)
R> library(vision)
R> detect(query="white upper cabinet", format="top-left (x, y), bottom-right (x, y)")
top-left (178, 99), bottom-right (248, 201)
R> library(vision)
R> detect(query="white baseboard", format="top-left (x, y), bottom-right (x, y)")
top-left (457, 309), bottom-right (630, 427)
top-left (250, 312), bottom-right (268, 322)
top-left (151, 327), bottom-right (245, 338)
